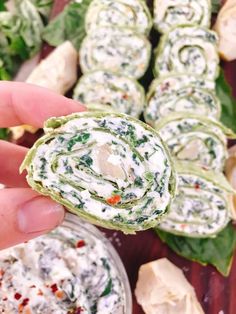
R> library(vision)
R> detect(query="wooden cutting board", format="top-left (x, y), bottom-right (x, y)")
top-left (35, 1), bottom-right (236, 313)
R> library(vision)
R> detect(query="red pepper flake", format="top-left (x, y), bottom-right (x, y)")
top-left (75, 307), bottom-right (84, 314)
top-left (181, 224), bottom-right (187, 229)
top-left (76, 240), bottom-right (86, 248)
top-left (0, 269), bottom-right (4, 278)
top-left (122, 94), bottom-right (129, 100)
top-left (21, 298), bottom-right (29, 307)
top-left (18, 298), bottom-right (30, 312)
top-left (37, 289), bottom-right (44, 296)
top-left (29, 285), bottom-right (36, 288)
top-left (106, 195), bottom-right (121, 205)
top-left (14, 292), bottom-right (22, 300)
top-left (3, 297), bottom-right (7, 301)
top-left (55, 290), bottom-right (64, 299)
top-left (194, 184), bottom-right (200, 190)
top-left (50, 283), bottom-right (58, 293)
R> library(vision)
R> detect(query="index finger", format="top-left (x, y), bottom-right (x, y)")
top-left (0, 81), bottom-right (86, 128)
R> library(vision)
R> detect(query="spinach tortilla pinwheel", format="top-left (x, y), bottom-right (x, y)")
top-left (154, 25), bottom-right (219, 80)
top-left (144, 74), bottom-right (221, 126)
top-left (73, 70), bottom-right (145, 118)
top-left (86, 103), bottom-right (118, 113)
top-left (20, 112), bottom-right (177, 234)
top-left (79, 27), bottom-right (151, 79)
top-left (85, 0), bottom-right (152, 35)
top-left (157, 162), bottom-right (233, 237)
top-left (155, 113), bottom-right (236, 172)
top-left (154, 0), bottom-right (211, 33)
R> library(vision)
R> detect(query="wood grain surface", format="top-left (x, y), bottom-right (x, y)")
top-left (34, 1), bottom-right (236, 313)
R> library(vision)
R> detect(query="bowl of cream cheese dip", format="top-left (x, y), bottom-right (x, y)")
top-left (0, 213), bottom-right (132, 314)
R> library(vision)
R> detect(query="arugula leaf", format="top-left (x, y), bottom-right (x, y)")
top-left (211, 0), bottom-right (221, 13)
top-left (43, 0), bottom-right (92, 50)
top-left (217, 70), bottom-right (236, 132)
top-left (155, 224), bottom-right (236, 276)
top-left (0, 128), bottom-right (8, 140)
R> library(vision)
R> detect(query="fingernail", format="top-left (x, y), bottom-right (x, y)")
top-left (17, 196), bottom-right (65, 234)
top-left (69, 99), bottom-right (87, 111)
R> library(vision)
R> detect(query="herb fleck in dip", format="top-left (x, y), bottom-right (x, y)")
top-left (0, 220), bottom-right (127, 313)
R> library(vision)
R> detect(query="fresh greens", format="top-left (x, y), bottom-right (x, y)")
top-left (30, 0), bottom-right (53, 19)
top-left (217, 70), bottom-right (236, 133)
top-left (0, 128), bottom-right (8, 140)
top-left (156, 224), bottom-right (236, 276)
top-left (211, 0), bottom-right (221, 13)
top-left (43, 0), bottom-right (92, 50)
top-left (0, 0), bottom-right (53, 80)
top-left (0, 0), bottom-right (7, 11)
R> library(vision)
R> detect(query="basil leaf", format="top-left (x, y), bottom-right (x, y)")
top-left (0, 0), bottom-right (51, 80)
top-left (212, 0), bottom-right (221, 13)
top-left (155, 224), bottom-right (236, 276)
top-left (217, 70), bottom-right (236, 132)
top-left (0, 128), bottom-right (8, 140)
top-left (0, 0), bottom-right (7, 11)
top-left (29, 0), bottom-right (53, 19)
top-left (43, 0), bottom-right (92, 50)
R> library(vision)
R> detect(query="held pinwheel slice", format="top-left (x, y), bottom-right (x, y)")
top-left (157, 162), bottom-right (233, 238)
top-left (144, 74), bottom-right (221, 126)
top-left (79, 27), bottom-right (151, 79)
top-left (154, 25), bottom-right (219, 80)
top-left (155, 113), bottom-right (236, 172)
top-left (73, 70), bottom-right (145, 118)
top-left (85, 0), bottom-right (152, 35)
top-left (154, 0), bottom-right (211, 33)
top-left (20, 112), bottom-right (177, 234)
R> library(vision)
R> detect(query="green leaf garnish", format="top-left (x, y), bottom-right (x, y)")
top-left (217, 70), bottom-right (236, 132)
top-left (43, 0), bottom-right (92, 50)
top-left (155, 224), bottom-right (236, 276)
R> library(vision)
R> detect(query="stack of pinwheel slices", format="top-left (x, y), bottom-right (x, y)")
top-left (144, 0), bottom-right (236, 238)
top-left (73, 0), bottom-right (153, 118)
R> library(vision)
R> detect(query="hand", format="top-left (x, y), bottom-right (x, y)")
top-left (0, 82), bottom-right (85, 250)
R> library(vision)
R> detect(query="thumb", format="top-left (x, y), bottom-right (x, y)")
top-left (0, 188), bottom-right (65, 250)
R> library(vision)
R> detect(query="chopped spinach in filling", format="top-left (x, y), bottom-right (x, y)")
top-left (80, 27), bottom-right (151, 79)
top-left (86, 0), bottom-right (152, 35)
top-left (145, 74), bottom-right (221, 126)
top-left (154, 25), bottom-right (219, 80)
top-left (21, 112), bottom-right (176, 234)
top-left (155, 113), bottom-right (232, 172)
top-left (73, 70), bottom-right (145, 118)
top-left (154, 0), bottom-right (211, 33)
top-left (158, 163), bottom-right (232, 237)
top-left (0, 225), bottom-right (126, 313)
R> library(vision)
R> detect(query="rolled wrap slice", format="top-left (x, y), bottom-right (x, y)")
top-left (157, 162), bottom-right (233, 238)
top-left (20, 112), bottom-right (176, 234)
top-left (154, 0), bottom-right (211, 33)
top-left (86, 0), bottom-right (152, 35)
top-left (154, 25), bottom-right (219, 80)
top-left (73, 70), bottom-right (145, 118)
top-left (155, 113), bottom-right (235, 172)
top-left (86, 103), bottom-right (118, 113)
top-left (80, 27), bottom-right (151, 79)
top-left (144, 74), bottom-right (221, 126)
